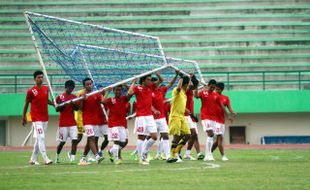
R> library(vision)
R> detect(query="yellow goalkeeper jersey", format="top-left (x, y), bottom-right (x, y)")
top-left (75, 89), bottom-right (85, 128)
top-left (170, 87), bottom-right (187, 117)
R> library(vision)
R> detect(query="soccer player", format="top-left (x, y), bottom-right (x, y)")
top-left (102, 85), bottom-right (131, 164)
top-left (55, 80), bottom-right (78, 164)
top-left (212, 82), bottom-right (236, 161)
top-left (167, 75), bottom-right (192, 163)
top-left (22, 70), bottom-right (54, 165)
top-left (194, 79), bottom-right (230, 161)
top-left (74, 88), bottom-right (85, 145)
top-left (128, 75), bottom-right (157, 165)
top-left (151, 70), bottom-right (178, 160)
top-left (77, 77), bottom-right (104, 165)
top-left (184, 74), bottom-right (204, 160)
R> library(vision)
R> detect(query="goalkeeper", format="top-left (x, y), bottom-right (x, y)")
top-left (167, 74), bottom-right (191, 163)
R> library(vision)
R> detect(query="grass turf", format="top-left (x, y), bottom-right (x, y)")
top-left (0, 149), bottom-right (309, 190)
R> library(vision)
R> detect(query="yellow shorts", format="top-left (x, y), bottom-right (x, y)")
top-left (168, 116), bottom-right (190, 136)
top-left (77, 125), bottom-right (85, 134)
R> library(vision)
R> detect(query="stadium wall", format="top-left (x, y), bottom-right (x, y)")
top-left (0, 90), bottom-right (309, 146)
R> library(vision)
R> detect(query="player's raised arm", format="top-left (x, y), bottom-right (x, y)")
top-left (127, 78), bottom-right (137, 98)
top-left (194, 81), bottom-right (200, 98)
top-left (166, 70), bottom-right (179, 89)
top-left (176, 76), bottom-right (183, 92)
top-left (102, 87), bottom-right (112, 104)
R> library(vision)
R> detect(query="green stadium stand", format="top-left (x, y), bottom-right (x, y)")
top-left (0, 0), bottom-right (309, 92)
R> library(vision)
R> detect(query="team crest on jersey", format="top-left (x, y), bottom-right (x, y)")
top-left (203, 91), bottom-right (209, 96)
top-left (60, 95), bottom-right (65, 101)
top-left (137, 86), bottom-right (143, 91)
top-left (32, 89), bottom-right (38, 96)
top-left (111, 98), bottom-right (116, 104)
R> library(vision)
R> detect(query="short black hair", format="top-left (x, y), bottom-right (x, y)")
top-left (33, 70), bottom-right (43, 79)
top-left (65, 80), bottom-right (75, 88)
top-left (191, 75), bottom-right (199, 88)
top-left (113, 85), bottom-right (123, 91)
top-left (182, 76), bottom-right (190, 86)
top-left (216, 82), bottom-right (225, 91)
top-left (82, 77), bottom-right (93, 87)
top-left (139, 74), bottom-right (151, 85)
top-left (151, 77), bottom-right (158, 82)
top-left (208, 79), bottom-right (217, 86)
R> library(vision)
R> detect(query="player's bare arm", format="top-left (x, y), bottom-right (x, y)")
top-left (102, 87), bottom-right (112, 104)
top-left (127, 78), bottom-right (137, 98)
top-left (166, 70), bottom-right (179, 89)
top-left (154, 71), bottom-right (164, 84)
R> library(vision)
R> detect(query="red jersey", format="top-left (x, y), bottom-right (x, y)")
top-left (26, 85), bottom-right (49, 122)
top-left (97, 104), bottom-right (107, 125)
top-left (82, 93), bottom-right (102, 125)
top-left (215, 94), bottom-right (231, 124)
top-left (198, 90), bottom-right (221, 121)
top-left (133, 85), bottom-right (153, 116)
top-left (185, 89), bottom-right (194, 116)
top-left (105, 96), bottom-right (130, 128)
top-left (56, 93), bottom-right (77, 127)
top-left (152, 86), bottom-right (168, 119)
top-left (132, 101), bottom-right (137, 114)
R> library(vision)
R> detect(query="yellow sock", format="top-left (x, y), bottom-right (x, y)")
top-left (175, 144), bottom-right (184, 155)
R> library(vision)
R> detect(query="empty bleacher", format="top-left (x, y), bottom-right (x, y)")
top-left (0, 0), bottom-right (309, 91)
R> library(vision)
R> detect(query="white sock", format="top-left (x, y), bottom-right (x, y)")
top-left (206, 137), bottom-right (214, 156)
top-left (37, 136), bottom-right (48, 161)
top-left (186, 150), bottom-right (191, 156)
top-left (162, 140), bottom-right (170, 157)
top-left (31, 139), bottom-right (39, 161)
top-left (56, 153), bottom-right (60, 160)
top-left (71, 154), bottom-right (76, 161)
top-left (137, 139), bottom-right (144, 158)
top-left (143, 138), bottom-right (156, 154)
top-left (112, 144), bottom-right (120, 160)
top-left (157, 140), bottom-right (162, 155)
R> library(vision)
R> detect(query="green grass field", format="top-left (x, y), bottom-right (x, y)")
top-left (0, 149), bottom-right (309, 190)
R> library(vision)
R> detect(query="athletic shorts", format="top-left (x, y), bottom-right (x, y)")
top-left (134, 115), bottom-right (157, 135)
top-left (84, 125), bottom-right (99, 137)
top-left (155, 118), bottom-right (169, 133)
top-left (32, 121), bottom-right (48, 139)
top-left (214, 122), bottom-right (225, 135)
top-left (108, 126), bottom-right (127, 142)
top-left (185, 116), bottom-right (198, 134)
top-left (201, 119), bottom-right (216, 132)
top-left (169, 116), bottom-right (190, 136)
top-left (57, 126), bottom-right (78, 142)
top-left (98, 124), bottom-right (108, 137)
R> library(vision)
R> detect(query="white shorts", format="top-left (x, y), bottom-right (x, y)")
top-left (57, 126), bottom-right (78, 142)
top-left (84, 125), bottom-right (99, 137)
top-left (185, 116), bottom-right (198, 134)
top-left (32, 121), bottom-right (48, 139)
top-left (108, 126), bottom-right (127, 142)
top-left (214, 122), bottom-right (225, 135)
top-left (125, 128), bottom-right (129, 139)
top-left (98, 124), bottom-right (108, 137)
top-left (134, 115), bottom-right (157, 135)
top-left (202, 119), bottom-right (216, 132)
top-left (155, 118), bottom-right (169, 133)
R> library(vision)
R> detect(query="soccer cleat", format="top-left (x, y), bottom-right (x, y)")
top-left (44, 159), bottom-right (53, 165)
top-left (114, 159), bottom-right (122, 165)
top-left (197, 153), bottom-right (205, 160)
top-left (166, 157), bottom-right (178, 163)
top-left (222, 155), bottom-right (229, 161)
top-left (183, 154), bottom-right (197, 161)
top-left (204, 154), bottom-right (215, 161)
top-left (78, 159), bottom-right (89, 166)
top-left (96, 155), bottom-right (104, 164)
top-left (107, 150), bottom-right (114, 163)
top-left (29, 160), bottom-right (40, 165)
